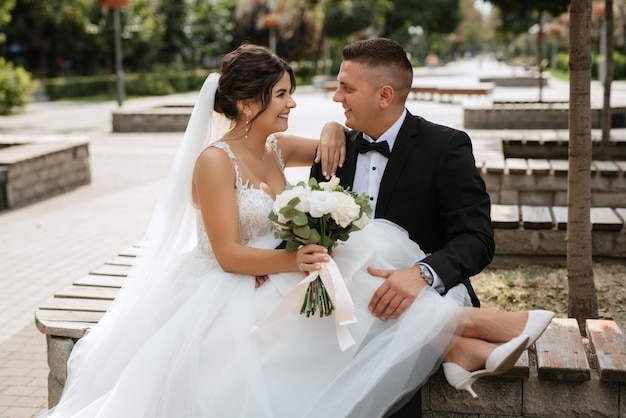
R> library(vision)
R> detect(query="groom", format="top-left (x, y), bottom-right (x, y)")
top-left (310, 38), bottom-right (495, 417)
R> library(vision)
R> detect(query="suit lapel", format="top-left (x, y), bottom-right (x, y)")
top-left (376, 112), bottom-right (420, 217)
top-left (339, 131), bottom-right (361, 189)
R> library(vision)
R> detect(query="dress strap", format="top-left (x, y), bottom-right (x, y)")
top-left (210, 142), bottom-right (245, 189)
top-left (266, 134), bottom-right (285, 170)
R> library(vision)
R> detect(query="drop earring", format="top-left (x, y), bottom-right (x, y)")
top-left (245, 111), bottom-right (251, 139)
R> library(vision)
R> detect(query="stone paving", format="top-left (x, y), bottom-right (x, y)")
top-left (0, 57), bottom-right (618, 417)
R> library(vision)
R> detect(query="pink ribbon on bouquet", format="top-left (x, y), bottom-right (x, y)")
top-left (251, 258), bottom-right (358, 351)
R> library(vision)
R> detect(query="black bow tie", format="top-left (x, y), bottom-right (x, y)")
top-left (355, 136), bottom-right (391, 158)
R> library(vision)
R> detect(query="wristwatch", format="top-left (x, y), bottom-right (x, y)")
top-left (418, 264), bottom-right (434, 286)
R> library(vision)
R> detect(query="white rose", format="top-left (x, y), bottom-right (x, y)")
top-left (329, 192), bottom-right (361, 228)
top-left (308, 190), bottom-right (338, 218)
top-left (352, 212), bottom-right (369, 230)
top-left (319, 176), bottom-right (340, 191)
top-left (273, 185), bottom-right (310, 222)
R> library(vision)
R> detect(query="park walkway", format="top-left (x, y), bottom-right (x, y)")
top-left (0, 57), bottom-right (618, 417)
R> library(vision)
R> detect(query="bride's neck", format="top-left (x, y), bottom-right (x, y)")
top-left (223, 124), bottom-right (269, 160)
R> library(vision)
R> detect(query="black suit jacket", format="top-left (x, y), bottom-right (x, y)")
top-left (310, 111), bottom-right (494, 307)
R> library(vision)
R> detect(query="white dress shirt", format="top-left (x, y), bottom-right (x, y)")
top-left (352, 109), bottom-right (445, 292)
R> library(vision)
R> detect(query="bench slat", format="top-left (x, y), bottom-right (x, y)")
top-left (592, 161), bottom-right (621, 177)
top-left (35, 319), bottom-right (94, 339)
top-left (521, 205), bottom-right (553, 229)
top-left (504, 350), bottom-right (530, 379)
top-left (552, 206), bottom-right (568, 230)
top-left (90, 263), bottom-right (131, 277)
top-left (586, 319), bottom-right (626, 382)
top-left (491, 204), bottom-right (520, 229)
top-left (536, 318), bottom-right (590, 381)
top-left (590, 207), bottom-right (623, 231)
top-left (483, 160), bottom-right (505, 174)
top-left (505, 158), bottom-right (528, 174)
top-left (54, 284), bottom-right (119, 300)
top-left (73, 274), bottom-right (124, 288)
top-left (36, 308), bottom-right (104, 323)
top-left (548, 159), bottom-right (569, 175)
top-left (616, 208), bottom-right (626, 224)
top-left (527, 159), bottom-right (551, 174)
top-left (106, 255), bottom-right (136, 267)
top-left (118, 246), bottom-right (140, 257)
top-left (39, 297), bottom-right (112, 312)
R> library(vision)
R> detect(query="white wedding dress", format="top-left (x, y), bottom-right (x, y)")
top-left (44, 137), bottom-right (466, 418)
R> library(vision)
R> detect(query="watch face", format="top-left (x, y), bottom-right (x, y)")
top-left (419, 265), bottom-right (433, 285)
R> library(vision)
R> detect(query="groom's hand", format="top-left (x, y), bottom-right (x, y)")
top-left (367, 266), bottom-right (428, 321)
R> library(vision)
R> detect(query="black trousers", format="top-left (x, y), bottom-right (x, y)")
top-left (387, 389), bottom-right (421, 418)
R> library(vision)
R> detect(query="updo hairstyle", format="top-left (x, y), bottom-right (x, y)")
top-left (214, 44), bottom-right (295, 124)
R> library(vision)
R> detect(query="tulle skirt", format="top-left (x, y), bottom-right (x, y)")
top-left (43, 220), bottom-right (465, 418)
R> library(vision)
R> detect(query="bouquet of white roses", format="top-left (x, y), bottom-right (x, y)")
top-left (269, 176), bottom-right (372, 317)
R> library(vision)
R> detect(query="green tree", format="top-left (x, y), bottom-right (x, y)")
top-left (190, 0), bottom-right (236, 65)
top-left (11, 0), bottom-right (95, 77)
top-left (0, 0), bottom-right (16, 44)
top-left (156, 0), bottom-right (189, 64)
top-left (487, 0), bottom-right (570, 101)
top-left (232, 0), bottom-right (318, 62)
top-left (323, 1), bottom-right (373, 39)
top-left (456, 0), bottom-right (496, 56)
top-left (383, 0), bottom-right (461, 40)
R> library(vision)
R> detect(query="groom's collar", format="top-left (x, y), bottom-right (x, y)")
top-left (362, 108), bottom-right (408, 152)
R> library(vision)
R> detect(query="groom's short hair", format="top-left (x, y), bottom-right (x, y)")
top-left (342, 38), bottom-right (413, 101)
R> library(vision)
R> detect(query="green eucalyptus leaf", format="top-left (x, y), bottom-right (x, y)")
top-left (285, 241), bottom-right (300, 252)
top-left (309, 228), bottom-right (321, 244)
top-left (293, 211), bottom-right (308, 226)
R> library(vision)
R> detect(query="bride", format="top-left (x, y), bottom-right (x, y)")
top-left (43, 44), bottom-right (553, 418)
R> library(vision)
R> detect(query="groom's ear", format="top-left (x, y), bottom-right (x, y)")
top-left (378, 85), bottom-right (394, 109)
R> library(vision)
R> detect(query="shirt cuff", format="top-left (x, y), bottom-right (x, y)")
top-left (416, 262), bottom-right (445, 293)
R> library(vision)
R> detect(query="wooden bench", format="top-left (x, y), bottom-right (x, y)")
top-left (501, 130), bottom-right (626, 160)
top-left (489, 204), bottom-right (626, 264)
top-left (423, 318), bottom-right (626, 416)
top-left (322, 81), bottom-right (338, 92)
top-left (35, 246), bottom-right (137, 408)
top-left (465, 102), bottom-right (626, 130)
top-left (410, 84), bottom-right (493, 102)
top-left (322, 82), bottom-right (494, 101)
top-left (478, 157), bottom-right (626, 210)
top-left (35, 239), bottom-right (626, 414)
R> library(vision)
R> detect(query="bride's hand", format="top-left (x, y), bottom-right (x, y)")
top-left (255, 275), bottom-right (269, 288)
top-left (296, 244), bottom-right (330, 273)
top-left (315, 122), bottom-right (346, 179)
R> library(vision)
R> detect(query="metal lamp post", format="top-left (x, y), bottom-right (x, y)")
top-left (267, 0), bottom-right (277, 52)
top-left (100, 0), bottom-right (129, 106)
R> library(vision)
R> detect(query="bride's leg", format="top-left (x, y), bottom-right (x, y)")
top-left (456, 308), bottom-right (528, 344)
top-left (442, 335), bottom-right (494, 372)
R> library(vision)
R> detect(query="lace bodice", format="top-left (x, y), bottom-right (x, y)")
top-left (195, 137), bottom-right (284, 256)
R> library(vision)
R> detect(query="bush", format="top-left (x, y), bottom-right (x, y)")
top-left (555, 51), bottom-right (626, 81)
top-left (0, 58), bottom-right (38, 115)
top-left (43, 67), bottom-right (213, 100)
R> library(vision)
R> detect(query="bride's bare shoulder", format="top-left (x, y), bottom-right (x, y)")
top-left (194, 143), bottom-right (235, 176)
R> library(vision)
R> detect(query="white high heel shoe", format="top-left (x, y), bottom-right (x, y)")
top-left (522, 310), bottom-right (554, 349)
top-left (442, 334), bottom-right (530, 399)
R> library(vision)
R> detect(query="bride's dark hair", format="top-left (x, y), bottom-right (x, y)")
top-left (215, 43), bottom-right (295, 123)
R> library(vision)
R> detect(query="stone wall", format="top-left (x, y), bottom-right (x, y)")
top-left (465, 102), bottom-right (626, 130)
top-left (112, 106), bottom-right (192, 132)
top-left (0, 141), bottom-right (91, 210)
top-left (480, 158), bottom-right (626, 207)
